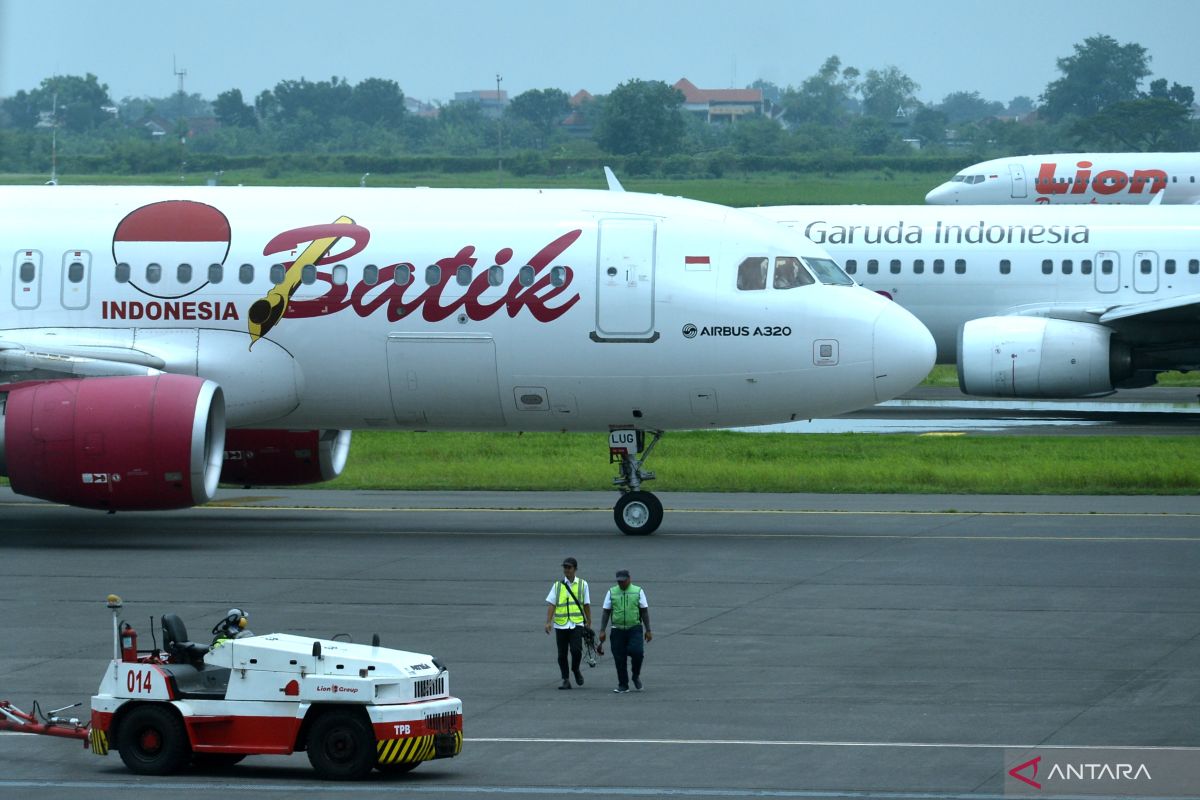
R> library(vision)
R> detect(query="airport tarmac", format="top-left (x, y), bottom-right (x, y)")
top-left (1, 488), bottom-right (1199, 799)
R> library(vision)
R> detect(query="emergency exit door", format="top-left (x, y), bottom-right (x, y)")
top-left (593, 219), bottom-right (657, 342)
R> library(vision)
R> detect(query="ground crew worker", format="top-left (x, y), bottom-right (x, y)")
top-left (597, 569), bottom-right (651, 692)
top-left (544, 557), bottom-right (591, 689)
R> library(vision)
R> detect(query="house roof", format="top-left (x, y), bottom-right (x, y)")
top-left (674, 78), bottom-right (762, 104)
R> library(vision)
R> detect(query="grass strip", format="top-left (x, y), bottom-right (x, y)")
top-left (328, 431), bottom-right (1200, 494)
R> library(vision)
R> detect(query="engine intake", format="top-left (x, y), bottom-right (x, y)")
top-left (221, 429), bottom-right (351, 486)
top-left (957, 316), bottom-right (1132, 398)
top-left (0, 375), bottom-right (225, 510)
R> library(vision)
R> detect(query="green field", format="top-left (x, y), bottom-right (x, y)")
top-left (326, 430), bottom-right (1199, 495)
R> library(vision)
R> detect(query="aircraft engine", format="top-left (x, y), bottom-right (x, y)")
top-left (220, 429), bottom-right (351, 486)
top-left (0, 375), bottom-right (225, 510)
top-left (957, 316), bottom-right (1132, 398)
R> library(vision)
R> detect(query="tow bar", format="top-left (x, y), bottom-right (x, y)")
top-left (0, 700), bottom-right (92, 748)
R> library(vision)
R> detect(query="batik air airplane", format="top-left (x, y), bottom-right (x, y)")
top-left (0, 185), bottom-right (933, 534)
top-left (925, 153), bottom-right (1200, 205)
top-left (751, 204), bottom-right (1200, 398)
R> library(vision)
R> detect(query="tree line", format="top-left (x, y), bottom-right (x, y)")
top-left (1, 35), bottom-right (1195, 178)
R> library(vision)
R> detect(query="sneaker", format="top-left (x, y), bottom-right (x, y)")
top-left (573, 669), bottom-right (585, 686)
top-left (613, 686), bottom-right (629, 693)
top-left (632, 677), bottom-right (643, 691)
top-left (559, 679), bottom-right (571, 690)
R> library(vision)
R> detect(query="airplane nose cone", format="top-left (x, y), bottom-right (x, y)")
top-left (924, 184), bottom-right (956, 204)
top-left (872, 302), bottom-right (936, 402)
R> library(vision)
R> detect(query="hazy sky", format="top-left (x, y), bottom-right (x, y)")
top-left (1, 0), bottom-right (1196, 107)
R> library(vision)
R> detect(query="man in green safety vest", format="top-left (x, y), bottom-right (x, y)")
top-left (544, 557), bottom-right (591, 690)
top-left (597, 569), bottom-right (651, 693)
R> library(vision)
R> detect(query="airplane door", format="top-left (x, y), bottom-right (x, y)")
top-left (60, 250), bottom-right (92, 310)
top-left (386, 333), bottom-right (506, 428)
top-left (1009, 164), bottom-right (1027, 198)
top-left (1094, 251), bottom-right (1120, 294)
top-left (1133, 250), bottom-right (1159, 293)
top-left (594, 219), bottom-right (658, 342)
top-left (12, 249), bottom-right (43, 310)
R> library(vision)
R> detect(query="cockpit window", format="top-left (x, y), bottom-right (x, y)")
top-left (773, 256), bottom-right (815, 289)
top-left (803, 257), bottom-right (856, 286)
top-left (951, 175), bottom-right (966, 183)
top-left (736, 257), bottom-right (767, 291)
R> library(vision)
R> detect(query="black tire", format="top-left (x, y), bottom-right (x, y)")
top-left (376, 760), bottom-right (420, 775)
top-left (117, 704), bottom-right (191, 776)
top-left (614, 491), bottom-right (663, 535)
top-left (306, 710), bottom-right (377, 780)
top-left (191, 752), bottom-right (246, 769)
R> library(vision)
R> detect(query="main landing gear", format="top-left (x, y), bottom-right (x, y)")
top-left (609, 429), bottom-right (664, 536)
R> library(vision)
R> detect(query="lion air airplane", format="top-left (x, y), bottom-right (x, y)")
top-left (0, 185), bottom-right (933, 534)
top-left (751, 204), bottom-right (1200, 398)
top-left (925, 153), bottom-right (1200, 205)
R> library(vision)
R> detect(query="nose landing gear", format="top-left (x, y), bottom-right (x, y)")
top-left (610, 429), bottom-right (664, 536)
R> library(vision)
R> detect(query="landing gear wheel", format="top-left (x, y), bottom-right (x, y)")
top-left (376, 760), bottom-right (420, 774)
top-left (307, 710), bottom-right (376, 780)
top-left (614, 491), bottom-right (663, 535)
top-left (117, 704), bottom-right (191, 776)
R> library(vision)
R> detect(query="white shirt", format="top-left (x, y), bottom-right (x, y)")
top-left (546, 577), bottom-right (590, 629)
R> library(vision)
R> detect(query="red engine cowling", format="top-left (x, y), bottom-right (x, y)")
top-left (220, 429), bottom-right (351, 486)
top-left (0, 375), bottom-right (225, 510)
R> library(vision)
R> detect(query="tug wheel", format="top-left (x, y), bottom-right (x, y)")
top-left (307, 710), bottom-right (376, 780)
top-left (614, 491), bottom-right (663, 535)
top-left (117, 705), bottom-right (190, 775)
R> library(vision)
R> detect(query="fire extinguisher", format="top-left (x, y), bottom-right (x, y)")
top-left (120, 623), bottom-right (138, 662)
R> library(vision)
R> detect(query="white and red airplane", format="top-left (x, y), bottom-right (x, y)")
top-left (752, 203), bottom-right (1200, 398)
top-left (0, 186), bottom-right (934, 534)
top-left (925, 153), bottom-right (1200, 205)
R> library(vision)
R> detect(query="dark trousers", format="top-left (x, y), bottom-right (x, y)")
top-left (555, 627), bottom-right (582, 679)
top-left (610, 625), bottom-right (644, 688)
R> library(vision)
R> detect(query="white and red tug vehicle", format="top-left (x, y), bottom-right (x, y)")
top-left (0, 595), bottom-right (463, 780)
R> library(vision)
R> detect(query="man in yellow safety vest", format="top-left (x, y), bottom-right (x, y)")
top-left (544, 557), bottom-right (591, 689)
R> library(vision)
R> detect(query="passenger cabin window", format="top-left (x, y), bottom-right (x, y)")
top-left (889, 259), bottom-right (901, 275)
top-left (239, 264), bottom-right (254, 284)
top-left (331, 264), bottom-right (347, 286)
top-left (301, 264), bottom-right (317, 285)
top-left (146, 263), bottom-right (162, 284)
top-left (999, 259), bottom-right (1011, 275)
top-left (456, 265), bottom-right (472, 286)
top-left (803, 257), bottom-right (854, 286)
top-left (1081, 259), bottom-right (1093, 275)
top-left (1190, 259), bottom-right (1200, 274)
top-left (1140, 259), bottom-right (1152, 275)
top-left (550, 265), bottom-right (567, 287)
top-left (1165, 259), bottom-right (1176, 275)
top-left (177, 263), bottom-right (192, 283)
top-left (208, 263), bottom-right (223, 283)
top-left (736, 257), bottom-right (767, 290)
top-left (116, 262), bottom-right (131, 283)
top-left (1041, 259), bottom-right (1053, 275)
top-left (518, 265), bottom-right (536, 287)
top-left (1101, 259), bottom-right (1114, 275)
top-left (933, 259), bottom-right (944, 274)
top-left (866, 259), bottom-right (878, 275)
top-left (913, 259), bottom-right (925, 274)
top-left (1062, 259), bottom-right (1073, 275)
top-left (363, 264), bottom-right (379, 285)
top-left (954, 259), bottom-right (966, 275)
top-left (487, 265), bottom-right (504, 286)
top-left (773, 256), bottom-right (814, 289)
top-left (270, 263), bottom-right (286, 284)
top-left (67, 261), bottom-right (85, 283)
top-left (843, 259), bottom-right (857, 275)
top-left (394, 264), bottom-right (412, 285)
top-left (425, 265), bottom-right (441, 286)
top-left (19, 261), bottom-right (36, 283)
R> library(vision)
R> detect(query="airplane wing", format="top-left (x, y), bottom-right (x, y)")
top-left (1095, 293), bottom-right (1200, 325)
top-left (0, 333), bottom-right (164, 381)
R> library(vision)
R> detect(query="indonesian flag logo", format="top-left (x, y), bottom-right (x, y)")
top-left (112, 201), bottom-right (231, 297)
